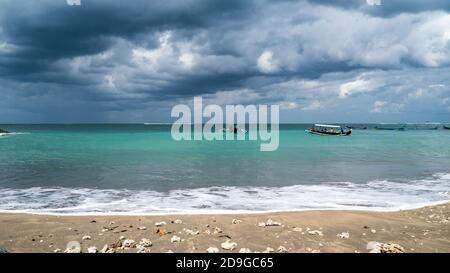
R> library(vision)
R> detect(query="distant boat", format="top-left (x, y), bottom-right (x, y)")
top-left (444, 125), bottom-right (450, 130)
top-left (408, 123), bottom-right (440, 130)
top-left (306, 124), bottom-right (352, 136)
top-left (345, 125), bottom-right (367, 130)
top-left (374, 123), bottom-right (406, 131)
top-left (0, 128), bottom-right (10, 136)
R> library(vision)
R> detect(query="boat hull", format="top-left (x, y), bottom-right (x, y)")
top-left (306, 129), bottom-right (351, 136)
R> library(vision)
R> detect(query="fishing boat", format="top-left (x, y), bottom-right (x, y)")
top-left (407, 123), bottom-right (440, 130)
top-left (0, 128), bottom-right (10, 137)
top-left (374, 123), bottom-right (406, 130)
top-left (345, 124), bottom-right (367, 130)
top-left (306, 124), bottom-right (352, 136)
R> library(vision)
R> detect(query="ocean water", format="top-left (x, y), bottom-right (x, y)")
top-left (0, 124), bottom-right (449, 215)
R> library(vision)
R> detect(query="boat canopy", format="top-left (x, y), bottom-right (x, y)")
top-left (314, 124), bottom-right (341, 128)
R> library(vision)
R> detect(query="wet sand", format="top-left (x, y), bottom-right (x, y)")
top-left (0, 203), bottom-right (449, 253)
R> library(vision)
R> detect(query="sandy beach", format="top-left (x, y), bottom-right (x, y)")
top-left (0, 203), bottom-right (448, 253)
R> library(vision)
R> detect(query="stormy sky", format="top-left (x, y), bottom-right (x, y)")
top-left (0, 0), bottom-right (449, 123)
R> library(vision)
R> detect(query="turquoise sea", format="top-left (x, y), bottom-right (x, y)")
top-left (0, 124), bottom-right (449, 215)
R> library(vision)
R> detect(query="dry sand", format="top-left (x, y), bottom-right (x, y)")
top-left (0, 203), bottom-right (449, 253)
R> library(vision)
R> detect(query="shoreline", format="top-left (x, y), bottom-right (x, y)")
top-left (0, 198), bottom-right (449, 217)
top-left (0, 203), bottom-right (448, 253)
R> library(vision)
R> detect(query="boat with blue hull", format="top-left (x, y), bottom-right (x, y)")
top-left (306, 124), bottom-right (352, 136)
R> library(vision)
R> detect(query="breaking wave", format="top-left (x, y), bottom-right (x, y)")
top-left (0, 173), bottom-right (448, 215)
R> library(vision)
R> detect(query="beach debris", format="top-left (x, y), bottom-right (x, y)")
top-left (221, 240), bottom-right (237, 250)
top-left (293, 227), bottom-right (303, 232)
top-left (371, 229), bottom-right (377, 234)
top-left (137, 238), bottom-right (152, 248)
top-left (277, 246), bottom-right (288, 253)
top-left (266, 219), bottom-right (281, 226)
top-left (101, 225), bottom-right (118, 232)
top-left (53, 248), bottom-right (61, 253)
top-left (82, 235), bottom-right (92, 240)
top-left (207, 247), bottom-right (220, 253)
top-left (166, 250), bottom-right (174, 253)
top-left (203, 229), bottom-right (211, 235)
top-left (64, 241), bottom-right (81, 253)
top-left (337, 232), bottom-right (350, 239)
top-left (171, 235), bottom-right (181, 243)
top-left (136, 247), bottom-right (146, 253)
top-left (306, 247), bottom-right (312, 252)
top-left (137, 226), bottom-right (147, 230)
top-left (239, 248), bottom-right (252, 253)
top-left (173, 219), bottom-right (183, 224)
top-left (122, 239), bottom-right (136, 248)
top-left (258, 219), bottom-right (281, 228)
top-left (263, 247), bottom-right (274, 253)
top-left (91, 220), bottom-right (97, 223)
top-left (155, 221), bottom-right (167, 227)
top-left (366, 241), bottom-right (405, 253)
top-left (183, 228), bottom-right (200, 236)
top-left (308, 230), bottom-right (323, 236)
top-left (113, 229), bottom-right (128, 233)
top-left (87, 246), bottom-right (98, 253)
top-left (119, 235), bottom-right (126, 240)
top-left (109, 221), bottom-right (115, 225)
top-left (156, 228), bottom-right (167, 236)
top-left (232, 219), bottom-right (242, 224)
top-left (100, 244), bottom-right (109, 253)
top-left (213, 227), bottom-right (223, 234)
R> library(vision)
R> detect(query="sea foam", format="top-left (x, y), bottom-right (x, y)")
top-left (0, 173), bottom-right (448, 215)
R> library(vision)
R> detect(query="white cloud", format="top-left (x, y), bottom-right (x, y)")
top-left (279, 101), bottom-right (300, 110)
top-left (302, 100), bottom-right (321, 111)
top-left (366, 0), bottom-right (381, 6)
top-left (132, 32), bottom-right (174, 68)
top-left (339, 77), bottom-right (379, 98)
top-left (371, 100), bottom-right (404, 113)
top-left (405, 14), bottom-right (450, 67)
top-left (104, 75), bottom-right (115, 89)
top-left (203, 88), bottom-right (261, 106)
top-left (179, 52), bottom-right (195, 69)
top-left (257, 50), bottom-right (279, 73)
top-left (408, 88), bottom-right (425, 99)
top-left (66, 0), bottom-right (81, 6)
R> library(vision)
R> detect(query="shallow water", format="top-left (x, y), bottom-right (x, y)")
top-left (0, 124), bottom-right (449, 214)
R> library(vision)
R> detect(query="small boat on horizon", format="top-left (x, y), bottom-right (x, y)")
top-left (374, 123), bottom-right (406, 131)
top-left (407, 123), bottom-right (440, 130)
top-left (0, 128), bottom-right (10, 137)
top-left (306, 124), bottom-right (352, 136)
top-left (345, 124), bottom-right (367, 130)
top-left (444, 125), bottom-right (450, 130)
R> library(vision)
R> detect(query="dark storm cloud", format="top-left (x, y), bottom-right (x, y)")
top-left (0, 0), bottom-right (253, 79)
top-left (0, 0), bottom-right (449, 123)
top-left (309, 0), bottom-right (450, 16)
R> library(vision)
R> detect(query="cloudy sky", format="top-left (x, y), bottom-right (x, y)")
top-left (0, 0), bottom-right (449, 123)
